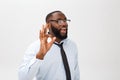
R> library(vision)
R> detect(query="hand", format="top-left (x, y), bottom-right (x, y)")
top-left (36, 24), bottom-right (56, 59)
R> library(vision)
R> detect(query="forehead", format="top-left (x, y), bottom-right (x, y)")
top-left (50, 12), bottom-right (66, 20)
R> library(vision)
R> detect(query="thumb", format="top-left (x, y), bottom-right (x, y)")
top-left (47, 37), bottom-right (56, 50)
top-left (50, 37), bottom-right (56, 44)
top-left (48, 37), bottom-right (56, 46)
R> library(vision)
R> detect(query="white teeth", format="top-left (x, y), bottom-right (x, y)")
top-left (61, 28), bottom-right (67, 30)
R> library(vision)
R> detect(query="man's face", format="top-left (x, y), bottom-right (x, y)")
top-left (51, 24), bottom-right (68, 40)
top-left (49, 12), bottom-right (68, 40)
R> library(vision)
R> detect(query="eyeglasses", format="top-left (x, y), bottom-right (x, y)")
top-left (49, 19), bottom-right (71, 25)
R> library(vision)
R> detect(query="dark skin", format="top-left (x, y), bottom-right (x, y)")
top-left (36, 12), bottom-right (68, 59)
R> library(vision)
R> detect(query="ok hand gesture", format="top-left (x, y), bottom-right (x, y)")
top-left (36, 24), bottom-right (56, 59)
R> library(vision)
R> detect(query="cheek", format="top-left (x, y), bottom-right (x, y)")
top-left (51, 23), bottom-right (61, 29)
top-left (51, 23), bottom-right (58, 27)
top-left (51, 26), bottom-right (60, 31)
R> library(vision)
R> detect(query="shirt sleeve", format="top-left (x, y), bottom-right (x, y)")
top-left (74, 43), bottom-right (80, 80)
top-left (18, 41), bottom-right (43, 80)
top-left (74, 60), bottom-right (80, 80)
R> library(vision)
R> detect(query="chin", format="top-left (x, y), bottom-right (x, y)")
top-left (60, 35), bottom-right (67, 40)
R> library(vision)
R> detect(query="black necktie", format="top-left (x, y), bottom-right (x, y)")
top-left (54, 42), bottom-right (71, 80)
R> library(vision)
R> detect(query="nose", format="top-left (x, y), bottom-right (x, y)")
top-left (60, 23), bottom-right (68, 30)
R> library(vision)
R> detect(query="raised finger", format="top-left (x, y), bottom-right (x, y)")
top-left (40, 25), bottom-right (45, 39)
top-left (44, 23), bottom-right (50, 34)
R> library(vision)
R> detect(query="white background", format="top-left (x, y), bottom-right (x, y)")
top-left (0, 0), bottom-right (120, 80)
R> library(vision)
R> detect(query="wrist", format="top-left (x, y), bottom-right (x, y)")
top-left (36, 52), bottom-right (44, 60)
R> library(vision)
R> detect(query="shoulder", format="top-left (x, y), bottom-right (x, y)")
top-left (64, 38), bottom-right (77, 48)
top-left (64, 38), bottom-right (79, 55)
top-left (65, 38), bottom-right (77, 45)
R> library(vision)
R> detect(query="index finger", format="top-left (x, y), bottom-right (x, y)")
top-left (44, 23), bottom-right (50, 34)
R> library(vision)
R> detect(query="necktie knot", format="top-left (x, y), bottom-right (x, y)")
top-left (54, 42), bottom-right (63, 48)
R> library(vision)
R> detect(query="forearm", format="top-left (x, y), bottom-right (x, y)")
top-left (74, 64), bottom-right (80, 80)
top-left (18, 57), bottom-right (42, 80)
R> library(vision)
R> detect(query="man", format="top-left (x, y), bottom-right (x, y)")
top-left (18, 10), bottom-right (80, 80)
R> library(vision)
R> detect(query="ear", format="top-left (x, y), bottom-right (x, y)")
top-left (48, 23), bottom-right (51, 28)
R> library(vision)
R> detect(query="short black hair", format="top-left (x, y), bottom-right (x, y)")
top-left (45, 10), bottom-right (63, 23)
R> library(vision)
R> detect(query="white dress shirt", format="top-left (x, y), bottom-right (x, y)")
top-left (18, 38), bottom-right (80, 80)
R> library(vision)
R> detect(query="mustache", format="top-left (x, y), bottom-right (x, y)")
top-left (60, 27), bottom-right (68, 30)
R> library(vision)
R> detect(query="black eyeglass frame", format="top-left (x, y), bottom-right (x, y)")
top-left (48, 19), bottom-right (71, 25)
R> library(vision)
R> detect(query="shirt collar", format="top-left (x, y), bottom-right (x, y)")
top-left (54, 38), bottom-right (68, 44)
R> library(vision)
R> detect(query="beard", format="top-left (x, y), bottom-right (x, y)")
top-left (51, 26), bottom-right (68, 40)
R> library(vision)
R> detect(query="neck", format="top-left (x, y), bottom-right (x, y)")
top-left (55, 38), bottom-right (62, 43)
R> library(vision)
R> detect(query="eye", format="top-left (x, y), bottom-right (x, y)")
top-left (49, 19), bottom-right (71, 25)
